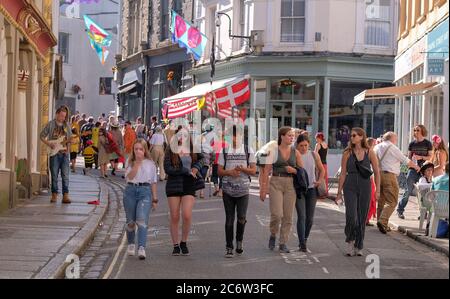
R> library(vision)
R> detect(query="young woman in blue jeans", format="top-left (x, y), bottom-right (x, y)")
top-left (124, 139), bottom-right (158, 260)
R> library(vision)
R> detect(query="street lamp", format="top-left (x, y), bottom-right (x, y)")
top-left (215, 12), bottom-right (252, 46)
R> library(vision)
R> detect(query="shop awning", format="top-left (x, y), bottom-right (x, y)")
top-left (162, 76), bottom-right (250, 119)
top-left (117, 81), bottom-right (139, 94)
top-left (353, 82), bottom-right (438, 105)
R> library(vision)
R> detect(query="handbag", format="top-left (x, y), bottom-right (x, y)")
top-left (353, 151), bottom-right (373, 179)
top-left (193, 173), bottom-right (205, 191)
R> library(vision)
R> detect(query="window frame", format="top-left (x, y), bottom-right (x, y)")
top-left (58, 32), bottom-right (70, 63)
top-left (280, 0), bottom-right (306, 43)
top-left (160, 0), bottom-right (170, 41)
top-left (364, 0), bottom-right (392, 47)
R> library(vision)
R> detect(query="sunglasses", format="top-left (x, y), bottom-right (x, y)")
top-left (414, 129), bottom-right (421, 132)
top-left (351, 134), bottom-right (359, 138)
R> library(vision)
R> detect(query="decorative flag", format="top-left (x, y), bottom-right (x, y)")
top-left (214, 79), bottom-right (250, 110)
top-left (197, 96), bottom-right (206, 110)
top-left (170, 10), bottom-right (207, 60)
top-left (83, 15), bottom-right (112, 64)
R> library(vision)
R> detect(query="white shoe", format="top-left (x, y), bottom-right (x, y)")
top-left (355, 249), bottom-right (363, 256)
top-left (127, 244), bottom-right (135, 256)
top-left (138, 246), bottom-right (146, 260)
top-left (346, 241), bottom-right (355, 256)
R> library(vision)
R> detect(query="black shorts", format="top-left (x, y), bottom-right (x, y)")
top-left (166, 176), bottom-right (196, 197)
top-left (70, 152), bottom-right (77, 160)
top-left (85, 163), bottom-right (93, 169)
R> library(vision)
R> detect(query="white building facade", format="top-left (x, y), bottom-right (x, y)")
top-left (191, 0), bottom-right (399, 175)
top-left (58, 1), bottom-right (119, 118)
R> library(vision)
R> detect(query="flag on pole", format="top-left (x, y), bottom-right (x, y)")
top-left (170, 10), bottom-right (207, 60)
top-left (210, 35), bottom-right (216, 83)
top-left (83, 15), bottom-right (112, 64)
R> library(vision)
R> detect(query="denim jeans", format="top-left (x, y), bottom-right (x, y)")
top-left (123, 185), bottom-right (152, 248)
top-left (295, 188), bottom-right (317, 245)
top-left (397, 169), bottom-right (421, 214)
top-left (50, 152), bottom-right (70, 194)
top-left (223, 193), bottom-right (249, 249)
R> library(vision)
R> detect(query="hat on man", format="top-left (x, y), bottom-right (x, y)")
top-left (420, 161), bottom-right (435, 175)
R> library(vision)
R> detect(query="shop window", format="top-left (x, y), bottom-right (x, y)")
top-left (328, 81), bottom-right (395, 150)
top-left (280, 0), bottom-right (305, 42)
top-left (270, 78), bottom-right (315, 101)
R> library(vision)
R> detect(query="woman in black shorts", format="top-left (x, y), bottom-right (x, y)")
top-left (164, 126), bottom-right (204, 256)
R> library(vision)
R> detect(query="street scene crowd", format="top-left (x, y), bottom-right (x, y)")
top-left (40, 106), bottom-right (449, 261)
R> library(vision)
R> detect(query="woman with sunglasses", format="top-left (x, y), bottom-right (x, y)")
top-left (336, 128), bottom-right (380, 256)
top-left (164, 126), bottom-right (205, 256)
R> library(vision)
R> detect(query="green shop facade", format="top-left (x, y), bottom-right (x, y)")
top-left (190, 53), bottom-right (395, 175)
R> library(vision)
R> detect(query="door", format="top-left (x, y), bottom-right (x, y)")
top-left (292, 102), bottom-right (316, 135)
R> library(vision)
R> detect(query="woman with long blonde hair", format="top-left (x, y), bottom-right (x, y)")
top-left (123, 138), bottom-right (158, 260)
top-left (336, 128), bottom-right (380, 256)
top-left (430, 135), bottom-right (448, 177)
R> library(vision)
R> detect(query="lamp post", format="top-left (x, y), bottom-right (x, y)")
top-left (216, 12), bottom-right (252, 46)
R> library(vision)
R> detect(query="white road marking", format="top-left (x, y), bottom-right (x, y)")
top-left (313, 256), bottom-right (320, 263)
top-left (322, 267), bottom-right (329, 274)
top-left (102, 232), bottom-right (126, 279)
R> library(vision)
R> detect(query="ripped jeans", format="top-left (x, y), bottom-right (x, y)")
top-left (223, 193), bottom-right (249, 249)
top-left (123, 185), bottom-right (152, 248)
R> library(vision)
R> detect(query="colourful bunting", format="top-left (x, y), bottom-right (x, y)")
top-left (170, 10), bottom-right (207, 60)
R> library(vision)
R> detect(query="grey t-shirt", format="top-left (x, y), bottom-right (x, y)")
top-left (218, 146), bottom-right (256, 197)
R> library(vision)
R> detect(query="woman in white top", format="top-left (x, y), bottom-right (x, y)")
top-left (295, 134), bottom-right (325, 252)
top-left (124, 138), bottom-right (158, 260)
top-left (149, 126), bottom-right (167, 181)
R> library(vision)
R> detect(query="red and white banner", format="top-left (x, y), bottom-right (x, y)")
top-left (214, 79), bottom-right (250, 110)
top-left (164, 78), bottom-right (250, 119)
top-left (166, 96), bottom-right (198, 119)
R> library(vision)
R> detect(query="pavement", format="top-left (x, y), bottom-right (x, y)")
top-left (326, 186), bottom-right (449, 257)
top-left (0, 171), bottom-right (108, 279)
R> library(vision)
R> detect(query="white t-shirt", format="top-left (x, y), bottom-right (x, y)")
top-left (125, 159), bottom-right (158, 184)
top-left (150, 133), bottom-right (166, 146)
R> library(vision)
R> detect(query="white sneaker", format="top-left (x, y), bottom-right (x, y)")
top-left (138, 246), bottom-right (146, 260)
top-left (355, 249), bottom-right (363, 256)
top-left (127, 244), bottom-right (135, 256)
top-left (346, 241), bottom-right (355, 256)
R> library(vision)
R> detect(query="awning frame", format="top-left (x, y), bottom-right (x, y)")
top-left (353, 82), bottom-right (439, 105)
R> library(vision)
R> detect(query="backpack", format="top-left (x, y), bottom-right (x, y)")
top-left (221, 144), bottom-right (251, 181)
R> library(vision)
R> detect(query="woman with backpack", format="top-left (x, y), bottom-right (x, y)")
top-left (164, 126), bottom-right (205, 256)
top-left (218, 126), bottom-right (256, 257)
top-left (295, 134), bottom-right (325, 252)
top-left (259, 127), bottom-right (304, 253)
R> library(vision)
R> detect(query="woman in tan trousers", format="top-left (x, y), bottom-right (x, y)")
top-left (149, 126), bottom-right (166, 181)
top-left (259, 127), bottom-right (303, 253)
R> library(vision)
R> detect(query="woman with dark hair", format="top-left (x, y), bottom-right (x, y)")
top-left (295, 134), bottom-right (324, 252)
top-left (430, 135), bottom-right (448, 177)
top-left (314, 132), bottom-right (328, 198)
top-left (259, 126), bottom-right (303, 253)
top-left (164, 127), bottom-right (205, 256)
top-left (336, 128), bottom-right (380, 256)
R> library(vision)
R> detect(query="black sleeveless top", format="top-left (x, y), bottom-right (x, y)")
top-left (318, 143), bottom-right (327, 164)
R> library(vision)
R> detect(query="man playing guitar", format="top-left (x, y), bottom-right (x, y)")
top-left (40, 106), bottom-right (72, 203)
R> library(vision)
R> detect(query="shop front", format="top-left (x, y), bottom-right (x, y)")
top-left (190, 54), bottom-right (395, 175)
